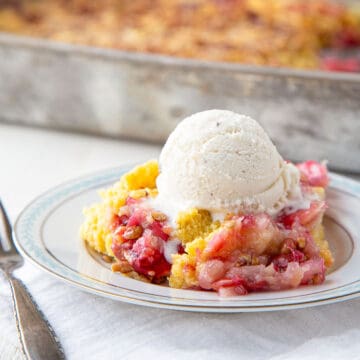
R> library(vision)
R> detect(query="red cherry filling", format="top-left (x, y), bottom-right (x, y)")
top-left (149, 221), bottom-right (169, 241)
top-left (111, 197), bottom-right (173, 281)
top-left (277, 201), bottom-right (326, 229)
top-left (127, 231), bottom-right (171, 278)
top-left (197, 207), bottom-right (327, 295)
top-left (296, 160), bottom-right (329, 187)
top-left (272, 256), bottom-right (289, 273)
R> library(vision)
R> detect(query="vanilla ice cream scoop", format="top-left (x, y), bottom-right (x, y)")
top-left (156, 109), bottom-right (301, 217)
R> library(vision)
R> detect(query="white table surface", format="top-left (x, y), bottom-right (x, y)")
top-left (1, 123), bottom-right (360, 360)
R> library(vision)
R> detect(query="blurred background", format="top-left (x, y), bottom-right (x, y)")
top-left (1, 0), bottom-right (360, 69)
top-left (0, 0), bottom-right (359, 173)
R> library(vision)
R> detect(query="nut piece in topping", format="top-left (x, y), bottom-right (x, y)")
top-left (102, 255), bottom-right (114, 263)
top-left (123, 225), bottom-right (143, 240)
top-left (111, 261), bottom-right (133, 273)
top-left (129, 189), bottom-right (148, 199)
top-left (297, 237), bottom-right (306, 249)
top-left (151, 211), bottom-right (168, 222)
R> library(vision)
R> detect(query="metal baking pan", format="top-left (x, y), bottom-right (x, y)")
top-left (0, 33), bottom-right (359, 173)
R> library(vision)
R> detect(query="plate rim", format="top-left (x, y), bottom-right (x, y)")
top-left (13, 166), bottom-right (360, 313)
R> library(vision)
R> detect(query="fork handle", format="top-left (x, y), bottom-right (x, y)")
top-left (8, 275), bottom-right (64, 360)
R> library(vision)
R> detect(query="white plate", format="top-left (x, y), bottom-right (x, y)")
top-left (14, 167), bottom-right (360, 312)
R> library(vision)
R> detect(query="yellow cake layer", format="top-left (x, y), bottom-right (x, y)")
top-left (80, 160), bottom-right (158, 255)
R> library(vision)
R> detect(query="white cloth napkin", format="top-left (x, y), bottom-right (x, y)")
top-left (1, 262), bottom-right (360, 360)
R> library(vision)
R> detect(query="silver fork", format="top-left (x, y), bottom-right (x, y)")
top-left (0, 200), bottom-right (64, 360)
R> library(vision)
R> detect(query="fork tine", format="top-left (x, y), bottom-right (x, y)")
top-left (0, 200), bottom-right (16, 253)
